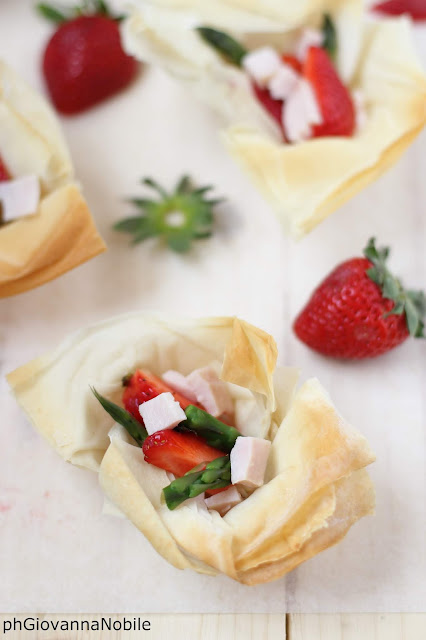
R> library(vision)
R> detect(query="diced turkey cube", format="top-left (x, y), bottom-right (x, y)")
top-left (162, 370), bottom-right (198, 403)
top-left (295, 28), bottom-right (324, 60)
top-left (138, 392), bottom-right (186, 435)
top-left (186, 367), bottom-right (233, 418)
top-left (242, 46), bottom-right (282, 87)
top-left (0, 175), bottom-right (40, 222)
top-left (283, 78), bottom-right (322, 143)
top-left (205, 486), bottom-right (243, 516)
top-left (268, 64), bottom-right (299, 100)
top-left (230, 436), bottom-right (271, 490)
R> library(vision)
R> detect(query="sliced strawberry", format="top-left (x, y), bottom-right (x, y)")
top-left (252, 57), bottom-right (302, 139)
top-left (0, 156), bottom-right (11, 182)
top-left (304, 46), bottom-right (355, 138)
top-left (252, 83), bottom-right (284, 130)
top-left (142, 430), bottom-right (224, 477)
top-left (282, 54), bottom-right (303, 74)
top-left (122, 369), bottom-right (203, 424)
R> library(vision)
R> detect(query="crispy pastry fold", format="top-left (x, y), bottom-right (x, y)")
top-left (0, 61), bottom-right (105, 297)
top-left (8, 314), bottom-right (375, 584)
top-left (123, 1), bottom-right (426, 237)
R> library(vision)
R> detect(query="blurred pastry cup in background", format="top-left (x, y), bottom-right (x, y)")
top-left (0, 60), bottom-right (105, 298)
top-left (123, 0), bottom-right (426, 237)
top-left (8, 314), bottom-right (375, 585)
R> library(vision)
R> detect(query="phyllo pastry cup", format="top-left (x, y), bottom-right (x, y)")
top-left (7, 314), bottom-right (375, 585)
top-left (123, 0), bottom-right (426, 237)
top-left (0, 60), bottom-right (106, 298)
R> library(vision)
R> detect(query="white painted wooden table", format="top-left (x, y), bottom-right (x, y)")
top-left (0, 0), bottom-right (425, 635)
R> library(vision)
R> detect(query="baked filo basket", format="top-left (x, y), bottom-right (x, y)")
top-left (0, 60), bottom-right (105, 297)
top-left (8, 314), bottom-right (375, 585)
top-left (123, 0), bottom-right (426, 237)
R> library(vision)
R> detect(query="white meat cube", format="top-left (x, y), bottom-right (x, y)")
top-left (0, 175), bottom-right (40, 222)
top-left (186, 367), bottom-right (233, 418)
top-left (162, 370), bottom-right (198, 403)
top-left (283, 78), bottom-right (322, 143)
top-left (139, 392), bottom-right (186, 435)
top-left (205, 486), bottom-right (242, 516)
top-left (230, 436), bottom-right (271, 490)
top-left (295, 28), bottom-right (324, 60)
top-left (242, 46), bottom-right (282, 87)
top-left (268, 63), bottom-right (299, 100)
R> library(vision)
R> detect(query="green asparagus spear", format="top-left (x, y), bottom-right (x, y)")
top-left (183, 405), bottom-right (240, 453)
top-left (322, 14), bottom-right (337, 59)
top-left (163, 455), bottom-right (231, 510)
top-left (91, 387), bottom-right (147, 446)
top-left (196, 27), bottom-right (247, 67)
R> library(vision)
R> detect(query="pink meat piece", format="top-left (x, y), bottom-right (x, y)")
top-left (230, 436), bottom-right (271, 490)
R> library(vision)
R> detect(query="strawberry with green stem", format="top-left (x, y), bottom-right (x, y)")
top-left (37, 0), bottom-right (138, 114)
top-left (294, 238), bottom-right (425, 359)
top-left (114, 175), bottom-right (222, 253)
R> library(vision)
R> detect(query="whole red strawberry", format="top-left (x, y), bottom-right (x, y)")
top-left (38, 1), bottom-right (139, 114)
top-left (304, 46), bottom-right (355, 138)
top-left (294, 239), bottom-right (425, 359)
top-left (373, 0), bottom-right (426, 20)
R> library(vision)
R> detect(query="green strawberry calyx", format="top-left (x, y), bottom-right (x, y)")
top-left (364, 238), bottom-right (426, 338)
top-left (114, 175), bottom-right (222, 253)
top-left (37, 1), bottom-right (123, 24)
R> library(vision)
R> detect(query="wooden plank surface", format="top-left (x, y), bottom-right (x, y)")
top-left (1, 614), bottom-right (425, 639)
top-left (1, 0), bottom-right (426, 619)
top-left (289, 614), bottom-right (426, 640)
top-left (0, 614), bottom-right (285, 639)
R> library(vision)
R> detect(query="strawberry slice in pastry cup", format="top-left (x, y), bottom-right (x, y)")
top-left (0, 60), bottom-right (105, 298)
top-left (123, 1), bottom-right (426, 238)
top-left (7, 314), bottom-right (375, 585)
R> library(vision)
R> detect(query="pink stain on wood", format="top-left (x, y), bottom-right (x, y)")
top-left (0, 502), bottom-right (12, 513)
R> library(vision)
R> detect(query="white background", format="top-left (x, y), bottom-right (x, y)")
top-left (0, 0), bottom-right (425, 613)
